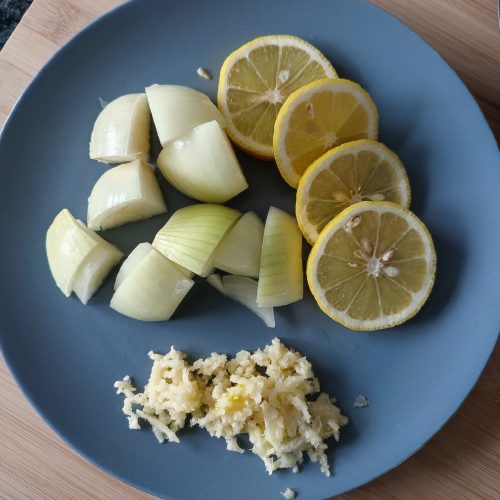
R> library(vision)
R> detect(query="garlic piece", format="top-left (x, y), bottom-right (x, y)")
top-left (89, 93), bottom-right (150, 164)
top-left (87, 159), bottom-right (166, 231)
top-left (196, 67), bottom-right (212, 80)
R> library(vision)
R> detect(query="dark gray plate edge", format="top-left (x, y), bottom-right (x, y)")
top-left (0, 0), bottom-right (498, 498)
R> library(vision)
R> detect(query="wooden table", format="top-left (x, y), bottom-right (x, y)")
top-left (1, 0), bottom-right (499, 498)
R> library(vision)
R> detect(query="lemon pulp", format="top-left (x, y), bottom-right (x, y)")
top-left (307, 201), bottom-right (435, 331)
top-left (218, 35), bottom-right (337, 159)
top-left (274, 78), bottom-right (378, 187)
top-left (296, 140), bottom-right (411, 243)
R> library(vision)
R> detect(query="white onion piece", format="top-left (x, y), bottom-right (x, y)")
top-left (89, 94), bottom-right (150, 163)
top-left (46, 209), bottom-right (122, 301)
top-left (170, 261), bottom-right (195, 279)
top-left (207, 274), bottom-right (275, 328)
top-left (199, 261), bottom-right (216, 279)
top-left (257, 207), bottom-right (303, 307)
top-left (206, 273), bottom-right (225, 294)
top-left (115, 243), bottom-right (194, 291)
top-left (145, 85), bottom-right (225, 146)
top-left (73, 246), bottom-right (122, 305)
top-left (87, 159), bottom-right (167, 231)
top-left (157, 120), bottom-right (248, 203)
top-left (111, 246), bottom-right (194, 321)
top-left (153, 204), bottom-right (241, 275)
top-left (114, 243), bottom-right (153, 290)
top-left (213, 211), bottom-right (264, 277)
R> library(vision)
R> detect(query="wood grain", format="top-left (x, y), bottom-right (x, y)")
top-left (0, 0), bottom-right (499, 498)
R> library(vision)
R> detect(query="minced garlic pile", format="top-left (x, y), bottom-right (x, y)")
top-left (114, 338), bottom-right (347, 476)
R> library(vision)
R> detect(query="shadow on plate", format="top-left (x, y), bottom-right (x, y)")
top-left (409, 223), bottom-right (466, 327)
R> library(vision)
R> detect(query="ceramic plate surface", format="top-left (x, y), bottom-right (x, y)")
top-left (0, 0), bottom-right (499, 498)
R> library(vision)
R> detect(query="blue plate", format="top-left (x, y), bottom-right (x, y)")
top-left (0, 0), bottom-right (499, 498)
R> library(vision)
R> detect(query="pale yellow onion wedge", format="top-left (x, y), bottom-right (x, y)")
top-left (46, 209), bottom-right (122, 301)
top-left (87, 159), bottom-right (166, 231)
top-left (111, 246), bottom-right (194, 321)
top-left (257, 207), bottom-right (303, 307)
top-left (224, 275), bottom-right (275, 328)
top-left (114, 242), bottom-right (153, 290)
top-left (206, 273), bottom-right (225, 294)
top-left (172, 261), bottom-right (196, 279)
top-left (157, 120), bottom-right (248, 203)
top-left (212, 211), bottom-right (264, 277)
top-left (73, 244), bottom-right (123, 305)
top-left (152, 204), bottom-right (241, 276)
top-left (114, 243), bottom-right (193, 292)
top-left (199, 262), bottom-right (216, 279)
top-left (207, 274), bottom-right (275, 328)
top-left (89, 94), bottom-right (150, 163)
top-left (145, 85), bottom-right (226, 146)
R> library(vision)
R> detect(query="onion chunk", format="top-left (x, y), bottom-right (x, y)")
top-left (89, 94), bottom-right (150, 164)
top-left (257, 207), bottom-right (303, 307)
top-left (87, 159), bottom-right (166, 231)
top-left (208, 274), bottom-right (275, 328)
top-left (213, 211), bottom-right (264, 277)
top-left (146, 85), bottom-right (225, 146)
top-left (153, 204), bottom-right (241, 276)
top-left (157, 120), bottom-right (248, 203)
top-left (46, 209), bottom-right (122, 303)
top-left (111, 244), bottom-right (194, 321)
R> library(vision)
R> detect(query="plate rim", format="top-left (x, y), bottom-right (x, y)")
top-left (0, 0), bottom-right (499, 498)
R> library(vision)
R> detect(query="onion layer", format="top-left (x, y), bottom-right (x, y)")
top-left (87, 159), bottom-right (167, 231)
top-left (46, 209), bottom-right (122, 303)
top-left (111, 245), bottom-right (194, 321)
top-left (146, 85), bottom-right (225, 146)
top-left (207, 274), bottom-right (275, 328)
top-left (257, 207), bottom-right (303, 307)
top-left (153, 204), bottom-right (241, 276)
top-left (213, 211), bottom-right (264, 277)
top-left (89, 94), bottom-right (150, 164)
top-left (157, 120), bottom-right (248, 203)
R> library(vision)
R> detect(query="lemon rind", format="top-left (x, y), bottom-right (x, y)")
top-left (306, 201), bottom-right (436, 331)
top-left (273, 78), bottom-right (379, 188)
top-left (218, 35), bottom-right (337, 159)
top-left (296, 139), bottom-right (411, 244)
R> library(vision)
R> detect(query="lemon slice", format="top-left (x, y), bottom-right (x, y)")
top-left (274, 78), bottom-right (378, 188)
top-left (307, 201), bottom-right (435, 331)
top-left (217, 35), bottom-right (337, 159)
top-left (296, 140), bottom-right (411, 244)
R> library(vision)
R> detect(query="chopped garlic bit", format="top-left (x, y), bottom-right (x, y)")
top-left (114, 347), bottom-right (202, 442)
top-left (226, 436), bottom-right (244, 453)
top-left (353, 395), bottom-right (369, 408)
top-left (115, 338), bottom-right (348, 476)
top-left (197, 67), bottom-right (212, 80)
top-left (281, 488), bottom-right (296, 500)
